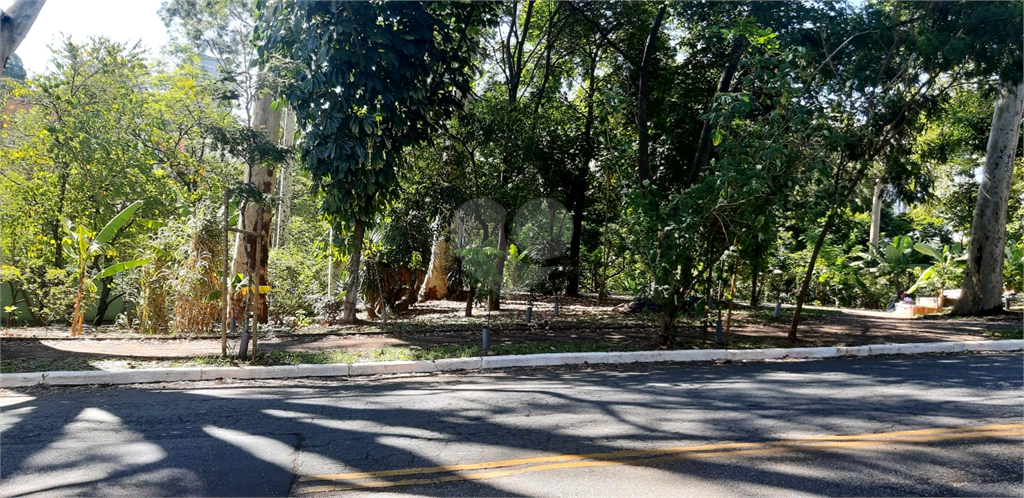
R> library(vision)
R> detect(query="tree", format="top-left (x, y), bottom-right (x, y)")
top-left (0, 0), bottom-right (45, 69)
top-left (1, 38), bottom-right (176, 271)
top-left (786, 1), bottom-right (1022, 339)
top-left (160, 0), bottom-right (260, 121)
top-left (1, 38), bottom-right (237, 328)
top-left (256, 0), bottom-right (494, 323)
top-left (952, 80), bottom-right (1024, 315)
top-left (568, 1), bottom-right (667, 186)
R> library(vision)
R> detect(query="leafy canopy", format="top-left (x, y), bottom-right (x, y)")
top-left (254, 0), bottom-right (495, 227)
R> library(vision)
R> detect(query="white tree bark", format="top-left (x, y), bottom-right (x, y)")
top-left (869, 178), bottom-right (883, 245)
top-left (229, 92), bottom-right (280, 323)
top-left (0, 0), bottom-right (45, 69)
top-left (952, 80), bottom-right (1024, 315)
top-left (273, 107), bottom-right (295, 248)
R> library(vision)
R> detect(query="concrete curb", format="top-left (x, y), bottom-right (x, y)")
top-left (2, 339), bottom-right (1021, 388)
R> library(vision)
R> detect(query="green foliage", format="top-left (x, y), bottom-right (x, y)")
top-left (1, 37), bottom-right (238, 332)
top-left (256, 0), bottom-right (495, 228)
top-left (267, 245), bottom-right (327, 326)
top-left (62, 201), bottom-right (148, 335)
top-left (1005, 243), bottom-right (1024, 293)
top-left (855, 235), bottom-right (924, 300)
top-left (906, 242), bottom-right (965, 299)
top-left (160, 0), bottom-right (260, 116)
top-left (0, 264), bottom-right (77, 326)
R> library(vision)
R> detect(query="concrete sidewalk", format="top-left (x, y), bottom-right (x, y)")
top-left (2, 339), bottom-right (1021, 388)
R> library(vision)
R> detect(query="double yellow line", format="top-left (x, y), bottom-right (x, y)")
top-left (297, 422), bottom-right (1024, 493)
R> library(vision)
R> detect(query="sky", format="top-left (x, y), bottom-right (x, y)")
top-left (3, 0), bottom-right (170, 76)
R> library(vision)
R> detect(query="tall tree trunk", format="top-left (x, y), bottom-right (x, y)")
top-left (341, 219), bottom-right (366, 323)
top-left (566, 174), bottom-right (586, 297)
top-left (567, 49), bottom-right (599, 298)
top-left (273, 108), bottom-right (296, 248)
top-left (952, 80), bottom-right (1024, 315)
top-left (690, 37), bottom-right (748, 185)
top-left (228, 93), bottom-right (280, 324)
top-left (635, 4), bottom-right (667, 185)
top-left (869, 177), bottom-right (883, 245)
top-left (465, 282), bottom-right (476, 317)
top-left (0, 0), bottom-right (46, 69)
top-left (789, 212), bottom-right (837, 340)
top-left (418, 220), bottom-right (450, 301)
top-left (749, 259), bottom-right (760, 308)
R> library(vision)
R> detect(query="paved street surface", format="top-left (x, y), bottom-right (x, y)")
top-left (2, 353), bottom-right (1021, 497)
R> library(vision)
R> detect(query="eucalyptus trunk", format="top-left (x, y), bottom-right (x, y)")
top-left (869, 178), bottom-right (883, 246)
top-left (0, 0), bottom-right (46, 69)
top-left (952, 80), bottom-right (1024, 315)
top-left (418, 219), bottom-right (450, 301)
top-left (228, 93), bottom-right (280, 324)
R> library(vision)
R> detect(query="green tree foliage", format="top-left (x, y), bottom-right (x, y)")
top-left (160, 0), bottom-right (260, 118)
top-left (255, 0), bottom-right (495, 322)
top-left (0, 37), bottom-right (237, 327)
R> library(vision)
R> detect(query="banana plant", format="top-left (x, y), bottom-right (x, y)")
top-left (63, 201), bottom-right (150, 336)
top-left (856, 235), bottom-right (923, 298)
top-left (906, 242), bottom-right (966, 308)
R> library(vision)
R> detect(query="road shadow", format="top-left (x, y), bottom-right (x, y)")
top-left (1, 354), bottom-right (1021, 496)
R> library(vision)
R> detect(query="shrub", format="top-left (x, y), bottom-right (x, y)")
top-left (267, 246), bottom-right (328, 325)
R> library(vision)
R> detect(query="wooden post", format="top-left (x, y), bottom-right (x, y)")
top-left (221, 190), bottom-right (229, 357)
top-left (251, 204), bottom-right (261, 362)
top-left (327, 226), bottom-right (334, 296)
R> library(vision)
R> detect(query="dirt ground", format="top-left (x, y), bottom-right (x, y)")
top-left (1, 294), bottom-right (1021, 364)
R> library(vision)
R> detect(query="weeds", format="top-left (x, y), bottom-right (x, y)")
top-left (984, 328), bottom-right (1023, 340)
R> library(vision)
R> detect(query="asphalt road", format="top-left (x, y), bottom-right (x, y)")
top-left (1, 353), bottom-right (1021, 497)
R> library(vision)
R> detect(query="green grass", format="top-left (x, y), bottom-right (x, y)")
top-left (1, 357), bottom-right (96, 374)
top-left (0, 341), bottom-right (640, 373)
top-left (740, 306), bottom-right (841, 325)
top-left (984, 328), bottom-right (1024, 340)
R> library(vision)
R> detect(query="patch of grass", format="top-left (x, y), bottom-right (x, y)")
top-left (984, 328), bottom-right (1023, 340)
top-left (0, 357), bottom-right (96, 373)
top-left (741, 306), bottom-right (841, 325)
top-left (254, 342), bottom-right (635, 366)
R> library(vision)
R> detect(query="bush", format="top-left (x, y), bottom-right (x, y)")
top-left (267, 246), bottom-right (328, 325)
top-left (3, 264), bottom-right (77, 326)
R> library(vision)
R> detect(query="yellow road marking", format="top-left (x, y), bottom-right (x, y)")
top-left (297, 423), bottom-right (1024, 493)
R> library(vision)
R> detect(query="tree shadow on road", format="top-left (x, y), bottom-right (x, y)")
top-left (1, 354), bottom-right (1021, 496)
